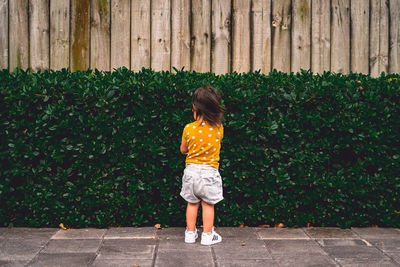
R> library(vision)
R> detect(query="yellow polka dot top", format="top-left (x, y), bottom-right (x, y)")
top-left (182, 120), bottom-right (224, 169)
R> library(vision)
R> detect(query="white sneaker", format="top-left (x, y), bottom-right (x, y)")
top-left (185, 228), bottom-right (198, 243)
top-left (201, 228), bottom-right (222, 245)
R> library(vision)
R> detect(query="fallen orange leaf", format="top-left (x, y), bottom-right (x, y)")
top-left (371, 224), bottom-right (378, 228)
top-left (258, 224), bottom-right (270, 228)
top-left (239, 225), bottom-right (245, 228)
top-left (359, 86), bottom-right (364, 91)
top-left (134, 264), bottom-right (138, 267)
top-left (59, 223), bottom-right (70, 231)
top-left (275, 223), bottom-right (284, 228)
top-left (241, 242), bottom-right (246, 246)
top-left (154, 224), bottom-right (161, 229)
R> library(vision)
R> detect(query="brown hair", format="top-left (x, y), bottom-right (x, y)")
top-left (192, 85), bottom-right (225, 127)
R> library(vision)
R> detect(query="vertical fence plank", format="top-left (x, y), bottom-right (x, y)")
top-left (0, 0), bottom-right (8, 69)
top-left (9, 0), bottom-right (29, 70)
top-left (131, 0), bottom-right (150, 71)
top-left (331, 0), bottom-right (350, 73)
top-left (351, 0), bottom-right (369, 74)
top-left (70, 0), bottom-right (90, 71)
top-left (232, 0), bottom-right (250, 73)
top-left (370, 0), bottom-right (389, 76)
top-left (252, 0), bottom-right (271, 74)
top-left (90, 0), bottom-right (110, 71)
top-left (311, 0), bottom-right (330, 73)
top-left (111, 0), bottom-right (130, 70)
top-left (151, 0), bottom-right (170, 71)
top-left (50, 0), bottom-right (70, 70)
top-left (291, 0), bottom-right (311, 72)
top-left (389, 0), bottom-right (400, 73)
top-left (191, 0), bottom-right (211, 72)
top-left (171, 0), bottom-right (190, 72)
top-left (272, 0), bottom-right (291, 73)
top-left (29, 0), bottom-right (49, 71)
top-left (211, 0), bottom-right (231, 74)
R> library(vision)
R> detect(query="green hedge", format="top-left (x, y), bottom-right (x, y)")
top-left (1, 67), bottom-right (399, 228)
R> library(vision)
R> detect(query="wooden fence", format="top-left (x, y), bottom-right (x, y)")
top-left (1, 0), bottom-right (399, 76)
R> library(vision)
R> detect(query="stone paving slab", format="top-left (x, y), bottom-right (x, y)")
top-left (0, 260), bottom-right (30, 267)
top-left (265, 240), bottom-right (326, 255)
top-left (304, 227), bottom-right (359, 239)
top-left (213, 238), bottom-right (272, 260)
top-left (216, 259), bottom-right (277, 267)
top-left (28, 253), bottom-right (95, 267)
top-left (41, 239), bottom-right (102, 253)
top-left (96, 239), bottom-right (156, 260)
top-left (156, 227), bottom-right (183, 240)
top-left (387, 252), bottom-right (400, 265)
top-left (351, 227), bottom-right (400, 239)
top-left (155, 250), bottom-right (214, 267)
top-left (216, 227), bottom-right (259, 239)
top-left (0, 238), bottom-right (47, 261)
top-left (1, 227), bottom-right (57, 239)
top-left (1, 227), bottom-right (400, 266)
top-left (316, 239), bottom-right (370, 247)
top-left (104, 227), bottom-right (156, 239)
top-left (158, 238), bottom-right (211, 251)
top-left (271, 253), bottom-right (339, 267)
top-left (52, 228), bottom-right (107, 239)
top-left (92, 259), bottom-right (153, 267)
top-left (322, 245), bottom-right (397, 265)
top-left (367, 239), bottom-right (400, 252)
top-left (257, 227), bottom-right (310, 239)
top-left (0, 228), bottom-right (7, 238)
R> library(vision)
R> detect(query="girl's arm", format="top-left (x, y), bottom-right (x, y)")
top-left (180, 139), bottom-right (189, 154)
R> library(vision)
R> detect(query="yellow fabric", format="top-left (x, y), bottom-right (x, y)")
top-left (182, 120), bottom-right (224, 169)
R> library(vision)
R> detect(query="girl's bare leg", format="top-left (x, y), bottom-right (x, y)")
top-left (186, 202), bottom-right (200, 231)
top-left (201, 200), bottom-right (214, 233)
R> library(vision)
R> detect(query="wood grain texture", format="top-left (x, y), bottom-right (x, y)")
top-left (232, 0), bottom-right (251, 73)
top-left (351, 0), bottom-right (369, 74)
top-left (0, 0), bottom-right (8, 69)
top-left (370, 0), bottom-right (389, 76)
top-left (151, 0), bottom-right (171, 71)
top-left (50, 0), bottom-right (70, 70)
top-left (111, 0), bottom-right (130, 70)
top-left (191, 0), bottom-right (211, 72)
top-left (171, 0), bottom-right (190, 72)
top-left (90, 0), bottom-right (110, 71)
top-left (272, 0), bottom-right (291, 73)
top-left (389, 0), bottom-right (400, 73)
top-left (311, 0), bottom-right (330, 73)
top-left (29, 0), bottom-right (50, 71)
top-left (2, 0), bottom-right (399, 74)
top-left (331, 0), bottom-right (350, 73)
top-left (211, 0), bottom-right (231, 74)
top-left (9, 0), bottom-right (29, 70)
top-left (291, 0), bottom-right (311, 72)
top-left (131, 0), bottom-right (150, 71)
top-left (70, 0), bottom-right (90, 71)
top-left (252, 0), bottom-right (271, 73)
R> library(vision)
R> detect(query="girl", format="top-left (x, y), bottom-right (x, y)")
top-left (180, 84), bottom-right (225, 245)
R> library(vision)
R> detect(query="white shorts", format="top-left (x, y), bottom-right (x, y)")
top-left (180, 163), bottom-right (224, 205)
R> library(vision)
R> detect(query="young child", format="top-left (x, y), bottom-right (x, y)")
top-left (180, 84), bottom-right (225, 245)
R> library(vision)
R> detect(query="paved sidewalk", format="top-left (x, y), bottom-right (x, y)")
top-left (0, 227), bottom-right (399, 266)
